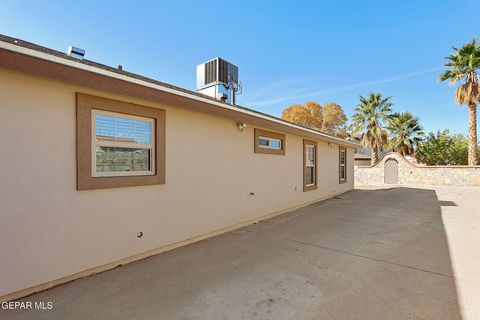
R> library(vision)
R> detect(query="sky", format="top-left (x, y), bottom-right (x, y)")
top-left (1, 0), bottom-right (479, 135)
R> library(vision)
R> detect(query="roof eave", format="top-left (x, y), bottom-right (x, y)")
top-left (0, 38), bottom-right (360, 148)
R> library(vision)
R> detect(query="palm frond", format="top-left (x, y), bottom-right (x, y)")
top-left (385, 111), bottom-right (425, 155)
top-left (350, 92), bottom-right (393, 153)
top-left (439, 37), bottom-right (480, 105)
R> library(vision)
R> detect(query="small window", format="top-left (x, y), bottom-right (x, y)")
top-left (258, 136), bottom-right (282, 149)
top-left (305, 146), bottom-right (315, 185)
top-left (92, 110), bottom-right (155, 177)
top-left (339, 147), bottom-right (347, 183)
top-left (254, 129), bottom-right (286, 155)
top-left (77, 93), bottom-right (165, 190)
top-left (303, 139), bottom-right (317, 191)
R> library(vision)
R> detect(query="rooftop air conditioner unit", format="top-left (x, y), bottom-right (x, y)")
top-left (196, 57), bottom-right (241, 105)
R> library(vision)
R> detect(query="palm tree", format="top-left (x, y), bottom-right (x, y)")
top-left (351, 93), bottom-right (393, 165)
top-left (439, 37), bottom-right (480, 165)
top-left (386, 112), bottom-right (425, 156)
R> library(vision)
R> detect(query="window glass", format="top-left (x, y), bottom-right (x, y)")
top-left (306, 145), bottom-right (315, 166)
top-left (96, 147), bottom-right (151, 172)
top-left (306, 167), bottom-right (315, 185)
top-left (258, 137), bottom-right (282, 149)
top-left (93, 110), bottom-right (155, 177)
top-left (269, 139), bottom-right (282, 149)
top-left (259, 138), bottom-right (269, 146)
top-left (340, 149), bottom-right (347, 182)
top-left (95, 114), bottom-right (151, 144)
top-left (305, 144), bottom-right (316, 186)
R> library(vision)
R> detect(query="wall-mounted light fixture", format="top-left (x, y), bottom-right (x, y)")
top-left (237, 121), bottom-right (247, 132)
top-left (328, 142), bottom-right (333, 148)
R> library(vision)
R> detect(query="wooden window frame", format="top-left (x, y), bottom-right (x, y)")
top-left (254, 128), bottom-right (286, 155)
top-left (77, 93), bottom-right (165, 190)
top-left (303, 139), bottom-right (318, 191)
top-left (339, 147), bottom-right (347, 184)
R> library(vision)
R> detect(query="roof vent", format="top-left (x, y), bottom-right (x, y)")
top-left (67, 46), bottom-right (85, 60)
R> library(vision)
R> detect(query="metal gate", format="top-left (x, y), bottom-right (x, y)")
top-left (384, 159), bottom-right (399, 184)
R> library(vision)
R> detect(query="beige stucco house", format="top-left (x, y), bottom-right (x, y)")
top-left (0, 34), bottom-right (359, 302)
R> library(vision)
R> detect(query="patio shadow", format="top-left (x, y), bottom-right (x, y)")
top-left (1, 187), bottom-right (463, 320)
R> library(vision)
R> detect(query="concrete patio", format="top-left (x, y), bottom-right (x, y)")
top-left (3, 186), bottom-right (480, 320)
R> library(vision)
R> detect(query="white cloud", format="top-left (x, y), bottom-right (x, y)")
top-left (242, 67), bottom-right (443, 107)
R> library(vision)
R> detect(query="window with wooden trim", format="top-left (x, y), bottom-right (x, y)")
top-left (254, 129), bottom-right (286, 155)
top-left (303, 139), bottom-right (317, 191)
top-left (339, 147), bottom-right (347, 183)
top-left (77, 93), bottom-right (165, 190)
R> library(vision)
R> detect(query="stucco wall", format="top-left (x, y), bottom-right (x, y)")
top-left (0, 67), bottom-right (354, 299)
top-left (355, 153), bottom-right (480, 186)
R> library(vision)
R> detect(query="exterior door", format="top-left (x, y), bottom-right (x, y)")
top-left (384, 159), bottom-right (398, 184)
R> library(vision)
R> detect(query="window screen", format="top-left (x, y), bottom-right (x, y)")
top-left (305, 145), bottom-right (316, 186)
top-left (93, 110), bottom-right (155, 177)
top-left (339, 148), bottom-right (347, 182)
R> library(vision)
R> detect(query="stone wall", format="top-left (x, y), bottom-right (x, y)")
top-left (355, 152), bottom-right (480, 186)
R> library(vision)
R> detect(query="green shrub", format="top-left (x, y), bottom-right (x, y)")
top-left (416, 130), bottom-right (479, 165)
